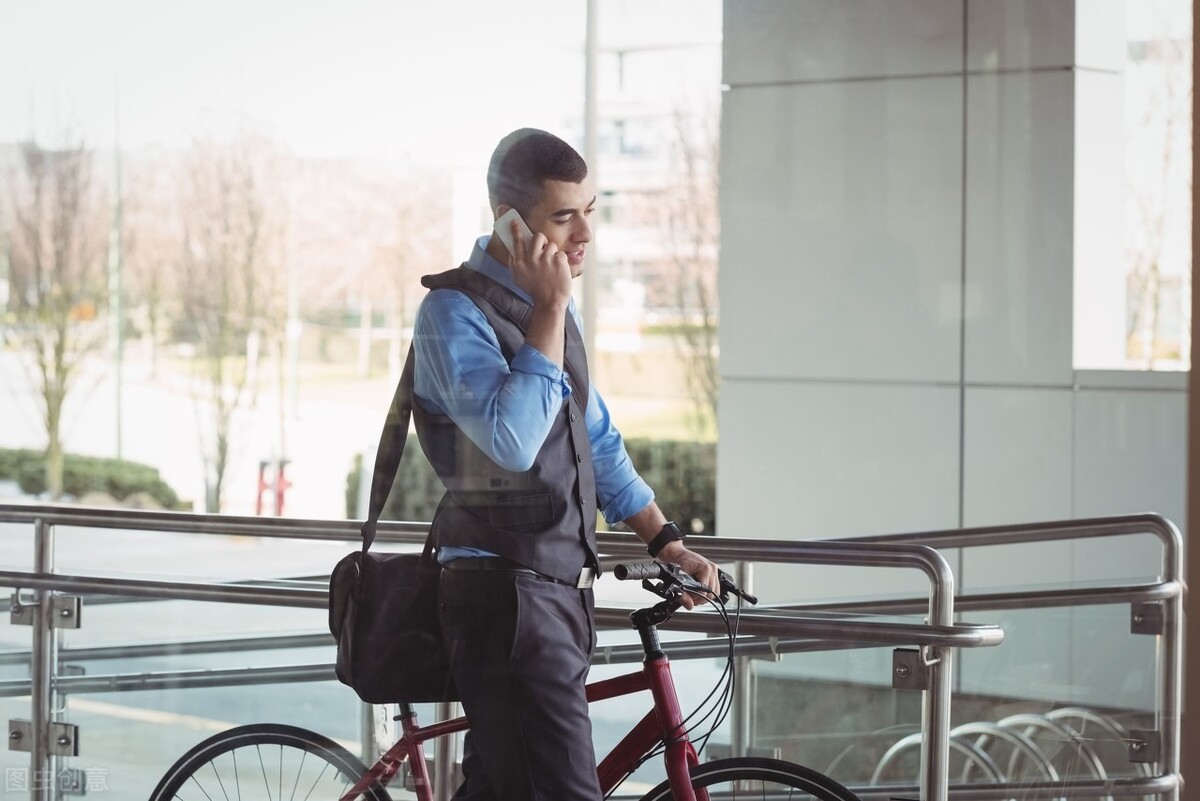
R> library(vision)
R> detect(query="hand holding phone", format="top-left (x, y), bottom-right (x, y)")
top-left (492, 208), bottom-right (534, 255)
top-left (494, 207), bottom-right (572, 311)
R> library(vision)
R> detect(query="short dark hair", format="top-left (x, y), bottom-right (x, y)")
top-left (487, 128), bottom-right (588, 216)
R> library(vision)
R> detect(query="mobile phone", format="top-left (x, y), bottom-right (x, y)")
top-left (492, 208), bottom-right (535, 254)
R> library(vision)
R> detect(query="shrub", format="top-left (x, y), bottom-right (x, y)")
top-left (347, 437), bottom-right (716, 535)
top-left (345, 440), bottom-right (444, 522)
top-left (0, 448), bottom-right (183, 509)
top-left (622, 438), bottom-right (716, 536)
top-left (345, 452), bottom-right (363, 519)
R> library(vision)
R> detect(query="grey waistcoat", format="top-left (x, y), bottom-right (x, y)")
top-left (412, 266), bottom-right (599, 584)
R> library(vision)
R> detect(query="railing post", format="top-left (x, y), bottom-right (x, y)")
top-left (920, 552), bottom-right (955, 801)
top-left (433, 701), bottom-right (458, 801)
top-left (730, 560), bottom-right (754, 758)
top-left (29, 518), bottom-right (55, 801)
top-left (359, 702), bottom-right (391, 770)
top-left (1155, 518), bottom-right (1183, 801)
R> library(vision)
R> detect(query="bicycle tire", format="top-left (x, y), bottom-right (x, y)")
top-left (637, 756), bottom-right (863, 801)
top-left (148, 722), bottom-right (393, 801)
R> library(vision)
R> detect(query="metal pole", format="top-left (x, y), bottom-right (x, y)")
top-left (1158, 521), bottom-right (1183, 801)
top-left (107, 81), bottom-right (124, 460)
top-left (920, 548), bottom-right (956, 801)
top-left (29, 519), bottom-right (55, 801)
top-left (730, 560), bottom-right (753, 758)
top-left (582, 0), bottom-right (599, 365)
top-left (358, 702), bottom-right (374, 767)
top-left (359, 703), bottom-right (395, 773)
top-left (433, 701), bottom-right (458, 801)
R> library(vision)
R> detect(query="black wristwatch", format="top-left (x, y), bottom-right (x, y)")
top-left (647, 520), bottom-right (685, 557)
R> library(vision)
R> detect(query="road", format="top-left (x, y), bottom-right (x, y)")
top-left (0, 348), bottom-right (389, 519)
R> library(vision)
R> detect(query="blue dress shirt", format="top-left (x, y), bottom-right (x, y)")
top-left (413, 236), bottom-right (654, 560)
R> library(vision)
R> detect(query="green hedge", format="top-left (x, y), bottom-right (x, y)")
top-left (0, 448), bottom-right (183, 509)
top-left (623, 438), bottom-right (716, 536)
top-left (351, 437), bottom-right (716, 536)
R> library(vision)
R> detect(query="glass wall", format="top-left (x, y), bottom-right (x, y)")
top-left (0, 0), bottom-right (722, 519)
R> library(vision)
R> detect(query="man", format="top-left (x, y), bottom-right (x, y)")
top-left (411, 128), bottom-right (718, 801)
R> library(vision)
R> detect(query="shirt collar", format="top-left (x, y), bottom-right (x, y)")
top-left (467, 235), bottom-right (533, 304)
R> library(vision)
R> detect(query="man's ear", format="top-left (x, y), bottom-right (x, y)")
top-left (494, 203), bottom-right (512, 221)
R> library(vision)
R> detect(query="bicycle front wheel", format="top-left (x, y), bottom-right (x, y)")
top-left (148, 723), bottom-right (393, 801)
top-left (637, 757), bottom-right (863, 801)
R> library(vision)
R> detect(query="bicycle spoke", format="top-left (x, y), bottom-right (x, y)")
top-left (300, 759), bottom-right (332, 801)
top-left (287, 749), bottom-right (306, 801)
top-left (186, 770), bottom-right (219, 801)
top-left (252, 744), bottom-right (273, 801)
top-left (149, 724), bottom-right (382, 801)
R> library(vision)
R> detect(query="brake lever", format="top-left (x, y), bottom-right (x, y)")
top-left (718, 569), bottom-right (759, 605)
top-left (656, 561), bottom-right (717, 599)
top-left (641, 578), bottom-right (682, 601)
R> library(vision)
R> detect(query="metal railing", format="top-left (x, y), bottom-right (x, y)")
top-left (850, 513), bottom-right (1183, 801)
top-left (0, 505), bottom-right (1179, 801)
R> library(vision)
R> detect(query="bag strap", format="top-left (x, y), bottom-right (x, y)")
top-left (359, 345), bottom-right (433, 558)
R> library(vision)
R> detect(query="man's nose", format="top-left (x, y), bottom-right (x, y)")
top-left (575, 216), bottom-right (592, 243)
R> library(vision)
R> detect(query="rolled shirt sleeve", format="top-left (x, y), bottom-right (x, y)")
top-left (586, 382), bottom-right (654, 525)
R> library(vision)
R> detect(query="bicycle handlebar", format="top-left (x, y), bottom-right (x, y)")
top-left (613, 562), bottom-right (661, 581)
top-left (613, 560), bottom-right (758, 605)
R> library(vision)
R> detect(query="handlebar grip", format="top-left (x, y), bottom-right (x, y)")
top-left (614, 562), bottom-right (663, 581)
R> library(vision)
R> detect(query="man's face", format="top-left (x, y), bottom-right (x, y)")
top-left (523, 178), bottom-right (596, 277)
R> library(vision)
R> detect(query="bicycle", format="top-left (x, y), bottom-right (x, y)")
top-left (149, 561), bottom-right (863, 801)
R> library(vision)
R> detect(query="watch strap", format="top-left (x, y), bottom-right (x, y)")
top-left (647, 520), bottom-right (685, 557)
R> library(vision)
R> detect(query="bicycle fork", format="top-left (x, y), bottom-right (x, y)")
top-left (646, 654), bottom-right (708, 801)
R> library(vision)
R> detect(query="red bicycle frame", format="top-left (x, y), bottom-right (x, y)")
top-left (340, 649), bottom-right (710, 801)
top-left (589, 653), bottom-right (708, 801)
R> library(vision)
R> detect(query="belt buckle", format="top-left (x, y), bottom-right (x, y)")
top-left (575, 567), bottom-right (596, 589)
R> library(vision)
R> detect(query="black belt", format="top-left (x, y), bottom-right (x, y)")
top-left (442, 556), bottom-right (596, 589)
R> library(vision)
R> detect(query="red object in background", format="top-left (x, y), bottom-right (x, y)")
top-left (274, 460), bottom-right (292, 516)
top-left (256, 459), bottom-right (292, 516)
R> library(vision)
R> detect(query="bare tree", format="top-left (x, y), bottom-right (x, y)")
top-left (177, 133), bottom-right (284, 512)
top-left (661, 108), bottom-right (720, 429)
top-left (284, 159), bottom-right (451, 380)
top-left (122, 149), bottom-right (183, 378)
top-left (375, 169), bottom-right (452, 380)
top-left (2, 139), bottom-right (106, 497)
top-left (1125, 26), bottom-right (1193, 367)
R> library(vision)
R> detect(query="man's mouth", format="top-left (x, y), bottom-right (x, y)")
top-left (567, 249), bottom-right (586, 265)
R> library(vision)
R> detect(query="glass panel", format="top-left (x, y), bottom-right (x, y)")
top-left (957, 604), bottom-right (1157, 785)
top-left (27, 526), bottom-right (353, 797)
top-left (756, 644), bottom-right (920, 788)
top-left (0, 588), bottom-right (33, 796)
top-left (1, 525), bottom-right (35, 794)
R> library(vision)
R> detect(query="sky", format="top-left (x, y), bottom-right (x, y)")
top-left (0, 0), bottom-right (722, 165)
top-left (6, 0), bottom-right (1183, 165)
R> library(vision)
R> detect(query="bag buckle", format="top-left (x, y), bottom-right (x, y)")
top-left (575, 567), bottom-right (596, 589)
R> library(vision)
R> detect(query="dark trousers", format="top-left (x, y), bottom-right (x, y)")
top-left (438, 567), bottom-right (601, 801)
